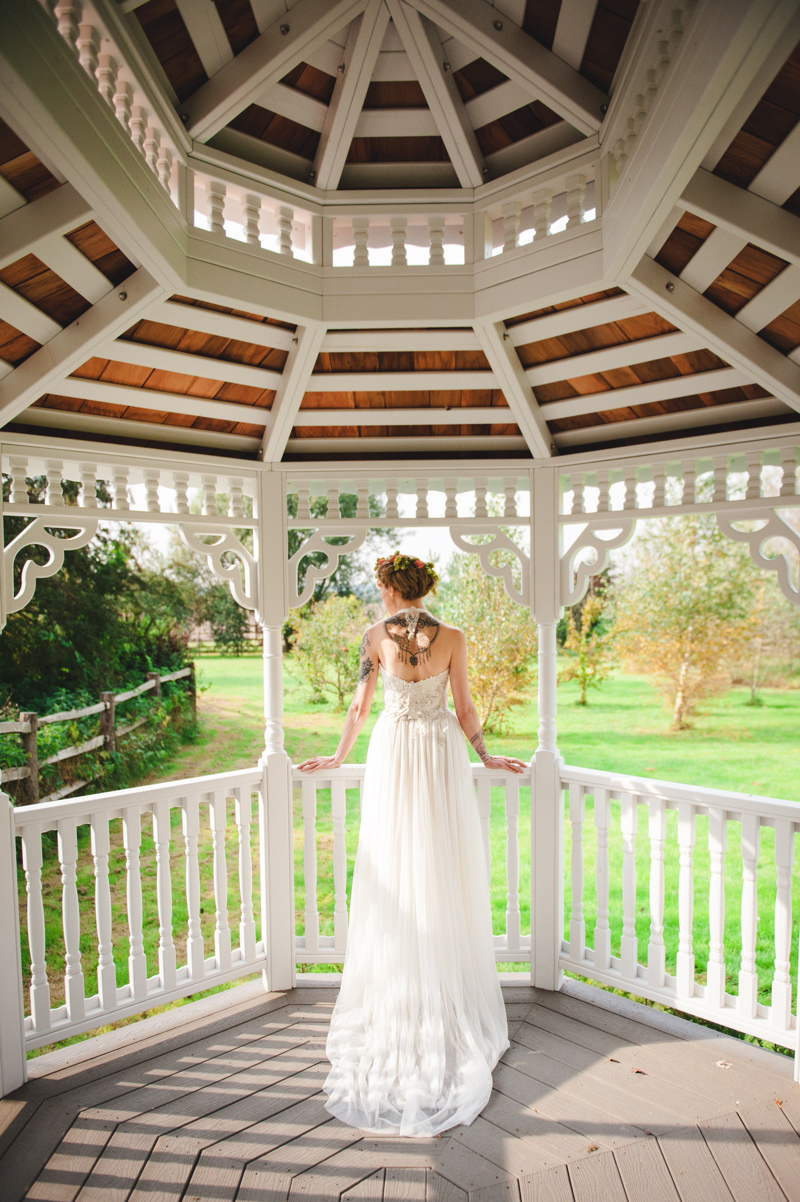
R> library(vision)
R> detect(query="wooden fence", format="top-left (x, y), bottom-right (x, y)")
top-left (0, 665), bottom-right (196, 805)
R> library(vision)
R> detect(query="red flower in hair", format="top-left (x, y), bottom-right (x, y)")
top-left (415, 559), bottom-right (424, 567)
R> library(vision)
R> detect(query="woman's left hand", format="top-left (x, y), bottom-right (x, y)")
top-left (297, 754), bottom-right (341, 773)
top-left (481, 755), bottom-right (527, 774)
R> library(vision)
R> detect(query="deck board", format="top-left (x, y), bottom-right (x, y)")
top-left (1, 982), bottom-right (796, 1202)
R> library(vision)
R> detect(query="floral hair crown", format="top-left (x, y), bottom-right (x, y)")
top-left (374, 552), bottom-right (439, 591)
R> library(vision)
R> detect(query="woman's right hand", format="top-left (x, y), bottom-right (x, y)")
top-left (297, 754), bottom-right (342, 773)
top-left (480, 754), bottom-right (527, 774)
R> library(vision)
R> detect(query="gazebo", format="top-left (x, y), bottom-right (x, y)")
top-left (1, 0), bottom-right (799, 1197)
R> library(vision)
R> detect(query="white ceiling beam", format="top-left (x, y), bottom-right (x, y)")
top-left (52, 375), bottom-right (269, 427)
top-left (306, 369), bottom-right (496, 391)
top-left (507, 294), bottom-right (647, 346)
top-left (354, 108), bottom-right (439, 138)
top-left (748, 121), bottom-right (800, 207)
top-left (0, 284), bottom-right (62, 344)
top-left (0, 268), bottom-right (165, 428)
top-left (406, 0), bottom-right (607, 134)
top-left (15, 405), bottom-right (260, 453)
top-left (646, 206), bottom-right (684, 259)
top-left (628, 256), bottom-right (800, 416)
top-left (0, 183), bottom-right (92, 270)
top-left (304, 39), bottom-right (352, 77)
top-left (295, 405), bottom-right (510, 425)
top-left (314, 0), bottom-right (391, 191)
top-left (174, 0), bottom-right (233, 78)
top-left (371, 50), bottom-right (414, 81)
top-left (286, 433), bottom-right (528, 453)
top-left (552, 397), bottom-right (791, 448)
top-left (386, 1), bottom-right (486, 188)
top-left (525, 331), bottom-right (708, 387)
top-left (41, 238), bottom-right (115, 306)
top-left (321, 329), bottom-right (481, 351)
top-left (474, 320), bottom-right (552, 456)
top-left (253, 83), bottom-right (329, 132)
top-left (182, 0), bottom-right (367, 142)
top-left (484, 123), bottom-right (583, 177)
top-left (678, 227), bottom-right (748, 294)
top-left (149, 300), bottom-right (296, 353)
top-left (95, 338), bottom-right (283, 390)
top-left (551, 0), bottom-right (598, 71)
top-left (0, 175), bottom-right (25, 221)
top-left (541, 366), bottom-right (750, 422)
top-left (682, 169), bottom-right (800, 270)
top-left (735, 265), bottom-right (800, 333)
top-left (464, 80), bottom-right (538, 130)
top-left (260, 323), bottom-right (326, 461)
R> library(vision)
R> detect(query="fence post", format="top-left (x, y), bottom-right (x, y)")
top-left (101, 692), bottom-right (116, 753)
top-left (146, 671), bottom-right (161, 699)
top-left (0, 792), bottom-right (27, 1096)
top-left (19, 713), bottom-right (38, 805)
top-left (188, 662), bottom-right (197, 719)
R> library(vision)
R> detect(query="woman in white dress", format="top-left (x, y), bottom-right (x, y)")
top-left (298, 552), bottom-right (526, 1137)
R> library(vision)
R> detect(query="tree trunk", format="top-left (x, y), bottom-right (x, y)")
top-left (672, 655), bottom-right (691, 728)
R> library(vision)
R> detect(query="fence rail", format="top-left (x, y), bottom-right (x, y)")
top-left (0, 666), bottom-right (196, 803)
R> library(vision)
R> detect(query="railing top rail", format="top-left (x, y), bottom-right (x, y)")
top-left (289, 762), bottom-right (532, 783)
top-left (561, 763), bottom-right (800, 822)
top-left (11, 765), bottom-right (263, 829)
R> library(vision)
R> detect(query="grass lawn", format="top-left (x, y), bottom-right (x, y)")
top-left (21, 654), bottom-right (800, 1056)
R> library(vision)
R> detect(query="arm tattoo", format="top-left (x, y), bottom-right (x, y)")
top-left (359, 656), bottom-right (374, 682)
top-left (360, 632), bottom-right (369, 657)
top-left (469, 729), bottom-right (491, 764)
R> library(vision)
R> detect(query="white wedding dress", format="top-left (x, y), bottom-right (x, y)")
top-left (322, 664), bottom-right (510, 1137)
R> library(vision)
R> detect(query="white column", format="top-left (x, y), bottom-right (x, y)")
top-left (530, 467), bottom-right (564, 991)
top-left (0, 794), bottom-right (26, 1097)
top-left (256, 469), bottom-right (295, 992)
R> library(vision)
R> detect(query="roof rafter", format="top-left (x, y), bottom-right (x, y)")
top-left (551, 0), bottom-right (598, 71)
top-left (474, 320), bottom-right (552, 458)
top-left (173, 0), bottom-right (233, 78)
top-left (313, 0), bottom-right (391, 191)
top-left (405, 0), bottom-right (607, 135)
top-left (386, 0), bottom-right (486, 188)
top-left (260, 324), bottom-right (326, 461)
top-left (182, 0), bottom-right (368, 143)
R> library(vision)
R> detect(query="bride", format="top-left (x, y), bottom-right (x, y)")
top-left (298, 551), bottom-right (526, 1137)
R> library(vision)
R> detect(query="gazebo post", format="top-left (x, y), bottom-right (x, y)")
top-left (256, 471), bottom-right (295, 993)
top-left (530, 466), bottom-right (565, 992)
top-left (0, 792), bottom-right (26, 1094)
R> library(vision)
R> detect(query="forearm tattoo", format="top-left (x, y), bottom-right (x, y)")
top-left (358, 632), bottom-right (374, 682)
top-left (469, 729), bottom-right (491, 764)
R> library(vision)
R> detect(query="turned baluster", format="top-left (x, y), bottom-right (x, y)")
top-left (278, 205), bottom-right (294, 256)
top-left (428, 216), bottom-right (445, 266)
top-left (143, 125), bottom-right (159, 174)
top-left (53, 0), bottom-right (80, 50)
top-left (503, 478), bottom-right (517, 517)
top-left (110, 464), bottom-right (130, 510)
top-left (90, 815), bottom-right (117, 1012)
top-left (647, 798), bottom-right (667, 988)
top-left (152, 798), bottom-right (176, 991)
top-left (129, 106), bottom-right (146, 155)
top-left (210, 791), bottom-right (232, 972)
top-left (201, 474), bottom-right (218, 516)
top-left (352, 217), bottom-right (370, 267)
top-left (706, 809), bottom-right (727, 1010)
top-left (385, 482), bottom-right (399, 519)
top-left (157, 145), bottom-right (172, 192)
top-left (8, 457), bottom-right (29, 504)
top-left (650, 461), bottom-right (666, 509)
top-left (295, 483), bottom-right (311, 522)
top-left (228, 478), bottom-right (244, 519)
top-left (565, 174), bottom-right (586, 228)
top-left (780, 445), bottom-right (798, 496)
top-left (113, 78), bottom-right (132, 131)
top-left (532, 187), bottom-right (552, 241)
top-left (75, 21), bottom-right (97, 79)
top-left (356, 485), bottom-right (369, 519)
top-left (502, 201), bottom-right (521, 253)
top-left (207, 181), bottom-right (226, 235)
top-left (771, 818), bottom-right (795, 1030)
top-left (415, 482), bottom-right (429, 519)
top-left (745, 448), bottom-right (763, 499)
top-left (173, 471), bottom-right (190, 514)
top-left (243, 193), bottom-right (261, 246)
top-left (95, 53), bottom-right (116, 106)
top-left (326, 485), bottom-right (341, 520)
top-left (143, 468), bottom-right (160, 513)
top-left (22, 829), bottom-right (51, 1035)
top-left (738, 813), bottom-right (760, 1019)
top-left (620, 792), bottom-right (639, 980)
top-left (474, 480), bottom-right (488, 518)
top-left (391, 217), bottom-right (408, 267)
top-left (45, 460), bottom-right (64, 507)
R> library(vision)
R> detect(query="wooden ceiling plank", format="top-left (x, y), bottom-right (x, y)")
top-left (629, 255), bottom-right (800, 416)
top-left (16, 404), bottom-right (261, 452)
top-left (541, 366), bottom-right (750, 422)
top-left (151, 300), bottom-right (295, 352)
top-left (0, 267), bottom-right (164, 427)
top-left (552, 397), bottom-right (791, 447)
top-left (406, 0), bottom-right (607, 134)
top-left (474, 319), bottom-right (552, 456)
top-left (182, 0), bottom-right (368, 142)
top-left (306, 369), bottom-right (495, 390)
top-left (679, 227), bottom-right (748, 294)
top-left (386, 0), bottom-right (486, 188)
top-left (314, 1), bottom-right (391, 190)
top-left (0, 281), bottom-right (61, 343)
top-left (682, 169), bottom-right (800, 270)
top-left (252, 83), bottom-right (330, 134)
top-left (322, 329), bottom-right (481, 351)
top-left (53, 376), bottom-right (269, 427)
top-left (295, 405), bottom-right (503, 425)
top-left (174, 0), bottom-right (234, 78)
top-left (551, 0), bottom-right (598, 72)
top-left (464, 80), bottom-right (539, 131)
top-left (285, 433), bottom-right (528, 452)
top-left (0, 184), bottom-right (91, 272)
top-left (646, 207), bottom-right (684, 259)
top-left (525, 332), bottom-right (708, 387)
top-left (261, 323), bottom-right (327, 460)
top-left (507, 294), bottom-right (646, 345)
top-left (95, 338), bottom-right (283, 391)
top-left (748, 121), bottom-right (800, 206)
top-left (736, 264), bottom-right (800, 333)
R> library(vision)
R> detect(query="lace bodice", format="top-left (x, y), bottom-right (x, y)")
top-left (380, 665), bottom-right (450, 721)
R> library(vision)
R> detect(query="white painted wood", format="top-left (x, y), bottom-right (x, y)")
top-left (295, 405), bottom-right (509, 425)
top-left (527, 331), bottom-right (707, 387)
top-left (90, 814), bottom-right (117, 1013)
top-left (371, 48), bottom-right (413, 81)
top-left (152, 797), bottom-right (177, 992)
top-left (675, 802), bottom-right (696, 997)
top-left (149, 299), bottom-right (295, 352)
top-left (679, 227), bottom-right (747, 293)
top-left (182, 794), bottom-right (205, 980)
top-left (552, 398), bottom-right (790, 447)
top-left (738, 812), bottom-right (760, 1020)
top-left (771, 818), bottom-right (794, 1031)
top-left (0, 173), bottom-right (25, 220)
top-left (682, 168), bottom-right (800, 271)
top-left (261, 323), bottom-right (326, 460)
top-left (306, 368), bottom-right (494, 391)
top-left (568, 781), bottom-right (585, 963)
top-left (321, 328), bottom-right (480, 351)
top-left (735, 264), bottom-right (800, 333)
top-left (38, 234), bottom-right (113, 305)
top-left (353, 107), bottom-right (439, 138)
top-left (474, 319), bottom-right (552, 457)
top-left (0, 183), bottom-right (92, 271)
top-left (254, 81), bottom-right (329, 132)
top-left (0, 282), bottom-right (62, 343)
top-left (304, 36), bottom-right (355, 78)
top-left (464, 79), bottom-right (538, 131)
top-left (331, 777), bottom-right (349, 954)
top-left (13, 405), bottom-right (263, 452)
top-left (209, 790), bottom-right (232, 972)
top-left (301, 777), bottom-right (320, 955)
top-left (507, 294), bottom-right (647, 346)
top-left (315, 1), bottom-right (391, 191)
top-left (647, 797), bottom-right (666, 989)
top-left (235, 786), bottom-right (257, 964)
top-left (593, 787), bottom-right (611, 972)
top-left (122, 806), bottom-right (148, 1001)
top-left (407, 0), bottom-right (607, 134)
top-left (749, 120), bottom-right (800, 206)
top-left (620, 792), bottom-right (638, 981)
top-left (174, 0), bottom-right (234, 78)
top-left (51, 375), bottom-right (271, 427)
top-left (95, 335), bottom-right (283, 389)
top-left (182, 0), bottom-right (366, 141)
top-left (542, 366), bottom-right (749, 422)
top-left (486, 123), bottom-right (585, 179)
top-left (646, 205), bottom-right (683, 258)
top-left (707, 807), bottom-right (727, 1011)
top-left (388, 0), bottom-right (486, 188)
top-left (0, 795), bottom-right (26, 1095)
top-left (285, 433), bottom-right (528, 452)
top-left (504, 776), bottom-right (521, 953)
top-left (552, 0), bottom-right (598, 70)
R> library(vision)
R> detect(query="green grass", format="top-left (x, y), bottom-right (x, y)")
top-left (21, 656), bottom-right (800, 1056)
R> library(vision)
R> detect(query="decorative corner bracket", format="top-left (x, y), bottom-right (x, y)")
top-left (449, 528), bottom-right (530, 608)
top-left (288, 529), bottom-right (368, 609)
top-left (179, 526), bottom-right (258, 610)
top-left (560, 520), bottom-right (636, 608)
top-left (3, 516), bottom-right (98, 626)
top-left (716, 512), bottom-right (800, 607)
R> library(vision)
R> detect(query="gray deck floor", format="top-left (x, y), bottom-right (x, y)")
top-left (1, 979), bottom-right (798, 1201)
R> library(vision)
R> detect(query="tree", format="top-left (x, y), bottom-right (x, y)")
top-left (559, 591), bottom-right (614, 704)
top-left (290, 594), bottom-right (369, 709)
top-left (613, 514), bottom-right (763, 729)
top-left (439, 553), bottom-right (537, 732)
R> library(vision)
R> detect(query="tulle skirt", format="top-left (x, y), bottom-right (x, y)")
top-left (321, 708), bottom-right (510, 1137)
